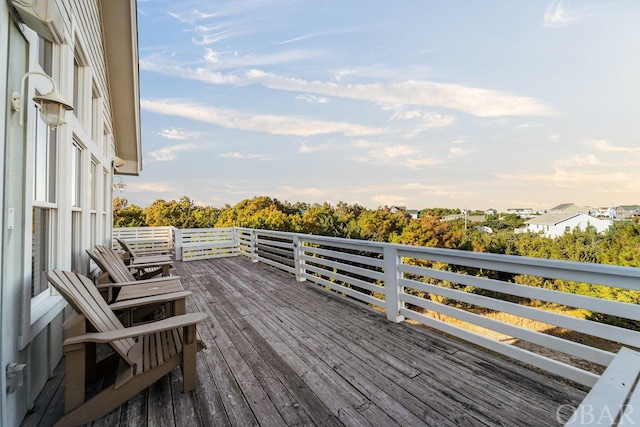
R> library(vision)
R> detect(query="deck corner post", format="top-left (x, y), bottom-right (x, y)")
top-left (173, 227), bottom-right (183, 261)
top-left (293, 235), bottom-right (307, 282)
top-left (251, 230), bottom-right (259, 263)
top-left (383, 245), bottom-right (404, 323)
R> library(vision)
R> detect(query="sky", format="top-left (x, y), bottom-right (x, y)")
top-left (128, 0), bottom-right (640, 212)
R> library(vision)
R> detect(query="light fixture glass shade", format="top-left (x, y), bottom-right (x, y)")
top-left (33, 87), bottom-right (73, 129)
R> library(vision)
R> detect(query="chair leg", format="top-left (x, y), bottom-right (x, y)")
top-left (64, 344), bottom-right (87, 414)
top-left (182, 325), bottom-right (197, 392)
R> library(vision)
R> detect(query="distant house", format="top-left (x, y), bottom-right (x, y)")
top-left (595, 207), bottom-right (616, 218)
top-left (521, 213), bottom-right (612, 238)
top-left (484, 208), bottom-right (497, 215)
top-left (616, 205), bottom-right (640, 219)
top-left (389, 205), bottom-right (407, 214)
top-left (506, 208), bottom-right (534, 218)
top-left (406, 209), bottom-right (420, 219)
top-left (548, 203), bottom-right (588, 215)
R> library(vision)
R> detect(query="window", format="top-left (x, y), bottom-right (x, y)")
top-left (36, 36), bottom-right (52, 76)
top-left (91, 83), bottom-right (101, 142)
top-left (71, 142), bottom-right (83, 272)
top-left (103, 168), bottom-right (110, 241)
top-left (73, 46), bottom-right (87, 123)
top-left (33, 107), bottom-right (56, 203)
top-left (565, 226), bottom-right (571, 232)
top-left (32, 108), bottom-right (57, 297)
top-left (90, 159), bottom-right (98, 248)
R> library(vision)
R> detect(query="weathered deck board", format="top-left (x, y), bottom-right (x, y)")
top-left (23, 256), bottom-right (586, 426)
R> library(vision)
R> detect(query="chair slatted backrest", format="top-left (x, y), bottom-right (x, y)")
top-left (116, 238), bottom-right (138, 258)
top-left (47, 270), bottom-right (136, 364)
top-left (93, 245), bottom-right (137, 282)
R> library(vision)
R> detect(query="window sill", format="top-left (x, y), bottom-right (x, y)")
top-left (20, 293), bottom-right (66, 350)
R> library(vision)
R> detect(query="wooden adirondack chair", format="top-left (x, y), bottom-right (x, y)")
top-left (88, 247), bottom-right (186, 324)
top-left (116, 237), bottom-right (173, 265)
top-left (90, 245), bottom-right (172, 284)
top-left (47, 270), bottom-right (207, 427)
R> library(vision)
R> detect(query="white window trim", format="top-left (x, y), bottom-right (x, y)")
top-left (19, 30), bottom-right (66, 349)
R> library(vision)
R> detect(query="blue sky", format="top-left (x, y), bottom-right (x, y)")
top-left (129, 0), bottom-right (640, 211)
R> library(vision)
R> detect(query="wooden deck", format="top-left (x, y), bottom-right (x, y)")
top-left (23, 256), bottom-right (586, 426)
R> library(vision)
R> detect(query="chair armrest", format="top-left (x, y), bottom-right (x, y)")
top-left (96, 276), bottom-right (182, 289)
top-left (64, 313), bottom-right (207, 345)
top-left (108, 290), bottom-right (192, 311)
top-left (129, 260), bottom-right (173, 270)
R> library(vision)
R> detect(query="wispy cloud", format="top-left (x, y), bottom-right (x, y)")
top-left (127, 181), bottom-right (177, 193)
top-left (245, 69), bottom-right (554, 117)
top-left (497, 169), bottom-right (639, 193)
top-left (585, 139), bottom-right (640, 153)
top-left (371, 194), bottom-right (410, 207)
top-left (544, 2), bottom-right (580, 28)
top-left (141, 99), bottom-right (384, 137)
top-left (353, 142), bottom-right (446, 169)
top-left (220, 152), bottom-right (276, 160)
top-left (554, 154), bottom-right (602, 167)
top-left (272, 27), bottom-right (363, 45)
top-left (295, 94), bottom-right (330, 104)
top-left (147, 143), bottom-right (201, 162)
top-left (298, 142), bottom-right (337, 153)
top-left (140, 59), bottom-right (554, 117)
top-left (159, 128), bottom-right (201, 140)
top-left (203, 48), bottom-right (320, 69)
top-left (390, 110), bottom-right (456, 128)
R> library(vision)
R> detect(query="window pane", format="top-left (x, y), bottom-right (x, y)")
top-left (71, 211), bottom-right (81, 272)
top-left (90, 160), bottom-right (97, 210)
top-left (73, 58), bottom-right (80, 117)
top-left (71, 143), bottom-right (82, 207)
top-left (32, 207), bottom-right (50, 297)
top-left (37, 36), bottom-right (52, 75)
top-left (33, 109), bottom-right (57, 203)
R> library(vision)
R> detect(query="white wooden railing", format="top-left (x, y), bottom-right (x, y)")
top-left (173, 227), bottom-right (238, 261)
top-left (112, 226), bottom-right (174, 253)
top-left (115, 226), bottom-right (640, 388)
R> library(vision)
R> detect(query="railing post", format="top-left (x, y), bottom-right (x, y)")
top-left (383, 245), bottom-right (404, 323)
top-left (251, 230), bottom-right (258, 263)
top-left (293, 235), bottom-right (306, 282)
top-left (174, 227), bottom-right (183, 261)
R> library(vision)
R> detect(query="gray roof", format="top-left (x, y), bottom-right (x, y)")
top-left (526, 213), bottom-right (580, 226)
top-left (549, 203), bottom-right (574, 211)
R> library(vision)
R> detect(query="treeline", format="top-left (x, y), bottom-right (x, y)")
top-left (114, 195), bottom-right (640, 268)
top-left (114, 196), bottom-right (640, 323)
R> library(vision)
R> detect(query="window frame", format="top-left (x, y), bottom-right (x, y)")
top-left (19, 33), bottom-right (66, 349)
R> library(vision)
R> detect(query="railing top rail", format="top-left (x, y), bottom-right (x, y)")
top-left (235, 227), bottom-right (640, 286)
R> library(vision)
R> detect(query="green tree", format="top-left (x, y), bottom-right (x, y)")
top-left (113, 197), bottom-right (145, 227)
top-left (600, 219), bottom-right (640, 267)
top-left (143, 197), bottom-right (200, 228)
top-left (391, 214), bottom-right (461, 248)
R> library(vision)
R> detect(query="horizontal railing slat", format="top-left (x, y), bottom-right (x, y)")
top-left (400, 277), bottom-right (640, 349)
top-left (302, 271), bottom-right (385, 308)
top-left (401, 293), bottom-right (615, 366)
top-left (302, 245), bottom-right (385, 269)
top-left (303, 263), bottom-right (385, 296)
top-left (400, 307), bottom-right (600, 387)
top-left (301, 253), bottom-right (385, 282)
top-left (399, 263), bottom-right (640, 321)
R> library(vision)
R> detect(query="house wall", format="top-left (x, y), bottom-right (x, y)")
top-left (529, 215), bottom-right (613, 238)
top-left (1, 1), bottom-right (119, 425)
